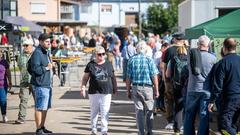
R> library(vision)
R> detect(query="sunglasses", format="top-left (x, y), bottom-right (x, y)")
top-left (97, 53), bottom-right (105, 56)
top-left (23, 45), bottom-right (29, 47)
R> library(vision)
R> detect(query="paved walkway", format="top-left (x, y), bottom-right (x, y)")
top-left (1, 57), bottom-right (220, 135)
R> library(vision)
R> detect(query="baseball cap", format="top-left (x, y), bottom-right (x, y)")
top-left (38, 33), bottom-right (50, 41)
top-left (172, 33), bottom-right (186, 40)
top-left (22, 39), bottom-right (33, 45)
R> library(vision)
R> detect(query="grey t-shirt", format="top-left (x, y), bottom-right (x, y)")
top-left (187, 51), bottom-right (216, 93)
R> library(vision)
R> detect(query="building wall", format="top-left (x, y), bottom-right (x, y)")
top-left (18, 0), bottom-right (59, 21)
top-left (178, 0), bottom-right (240, 33)
top-left (79, 2), bottom-right (167, 27)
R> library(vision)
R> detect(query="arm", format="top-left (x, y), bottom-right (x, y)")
top-left (80, 72), bottom-right (90, 97)
top-left (125, 77), bottom-right (132, 100)
top-left (165, 61), bottom-right (171, 79)
top-left (160, 62), bottom-right (167, 81)
top-left (149, 59), bottom-right (159, 98)
top-left (152, 75), bottom-right (159, 99)
top-left (6, 68), bottom-right (12, 89)
top-left (208, 63), bottom-right (224, 112)
top-left (112, 74), bottom-right (117, 95)
top-left (31, 51), bottom-right (51, 76)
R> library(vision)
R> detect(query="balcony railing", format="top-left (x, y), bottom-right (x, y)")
top-left (61, 5), bottom-right (73, 13)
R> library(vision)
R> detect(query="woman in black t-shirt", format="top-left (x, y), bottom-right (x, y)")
top-left (80, 46), bottom-right (117, 135)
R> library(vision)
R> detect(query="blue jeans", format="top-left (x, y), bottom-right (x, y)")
top-left (114, 55), bottom-right (122, 70)
top-left (183, 92), bottom-right (210, 135)
top-left (32, 86), bottom-right (52, 111)
top-left (0, 87), bottom-right (7, 115)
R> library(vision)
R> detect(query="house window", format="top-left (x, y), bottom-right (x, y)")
top-left (81, 3), bottom-right (91, 13)
top-left (101, 5), bottom-right (112, 13)
top-left (31, 3), bottom-right (46, 14)
top-left (0, 0), bottom-right (17, 19)
top-left (10, 0), bottom-right (16, 16)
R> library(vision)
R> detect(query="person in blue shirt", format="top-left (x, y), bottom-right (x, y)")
top-left (126, 41), bottom-right (159, 135)
top-left (208, 37), bottom-right (240, 135)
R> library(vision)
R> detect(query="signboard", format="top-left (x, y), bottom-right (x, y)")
top-left (19, 26), bottom-right (30, 32)
top-left (0, 22), bottom-right (13, 31)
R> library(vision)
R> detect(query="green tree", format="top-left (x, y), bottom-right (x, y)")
top-left (143, 0), bottom-right (181, 35)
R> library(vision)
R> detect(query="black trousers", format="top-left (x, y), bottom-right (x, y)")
top-left (218, 97), bottom-right (240, 135)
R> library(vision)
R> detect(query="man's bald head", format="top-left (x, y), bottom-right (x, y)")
top-left (223, 37), bottom-right (237, 52)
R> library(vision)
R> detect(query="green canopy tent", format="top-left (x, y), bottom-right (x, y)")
top-left (185, 9), bottom-right (240, 59)
top-left (185, 9), bottom-right (240, 39)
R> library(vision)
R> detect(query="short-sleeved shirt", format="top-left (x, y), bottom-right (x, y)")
top-left (126, 53), bottom-right (159, 85)
top-left (84, 60), bottom-right (114, 94)
top-left (162, 45), bottom-right (179, 64)
top-left (0, 59), bottom-right (9, 88)
top-left (187, 51), bottom-right (216, 93)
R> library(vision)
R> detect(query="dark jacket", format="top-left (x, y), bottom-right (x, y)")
top-left (210, 53), bottom-right (240, 103)
top-left (30, 45), bottom-right (51, 87)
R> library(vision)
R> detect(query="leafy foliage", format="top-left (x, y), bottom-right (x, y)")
top-left (143, 0), bottom-right (181, 34)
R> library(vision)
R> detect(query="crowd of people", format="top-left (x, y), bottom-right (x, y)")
top-left (79, 31), bottom-right (240, 135)
top-left (0, 28), bottom-right (239, 135)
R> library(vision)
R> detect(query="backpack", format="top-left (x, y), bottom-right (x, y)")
top-left (173, 56), bottom-right (187, 89)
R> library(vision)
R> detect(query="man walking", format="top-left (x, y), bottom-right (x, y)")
top-left (208, 38), bottom-right (240, 135)
top-left (184, 35), bottom-right (216, 135)
top-left (126, 41), bottom-right (159, 135)
top-left (161, 34), bottom-right (185, 129)
top-left (15, 39), bottom-right (34, 124)
top-left (28, 33), bottom-right (53, 135)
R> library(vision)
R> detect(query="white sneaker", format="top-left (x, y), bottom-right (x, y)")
top-left (165, 123), bottom-right (174, 130)
top-left (180, 126), bottom-right (184, 131)
top-left (91, 130), bottom-right (97, 135)
top-left (2, 115), bottom-right (8, 123)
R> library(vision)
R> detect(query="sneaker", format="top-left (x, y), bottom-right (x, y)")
top-left (174, 132), bottom-right (180, 135)
top-left (102, 133), bottom-right (108, 135)
top-left (180, 126), bottom-right (184, 131)
top-left (41, 126), bottom-right (53, 134)
top-left (15, 119), bottom-right (25, 124)
top-left (165, 123), bottom-right (174, 130)
top-left (2, 115), bottom-right (8, 123)
top-left (36, 129), bottom-right (47, 135)
top-left (91, 131), bottom-right (97, 135)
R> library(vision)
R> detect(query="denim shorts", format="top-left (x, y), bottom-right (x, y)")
top-left (32, 86), bottom-right (52, 110)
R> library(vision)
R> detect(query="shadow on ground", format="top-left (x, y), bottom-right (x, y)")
top-left (2, 133), bottom-right (87, 135)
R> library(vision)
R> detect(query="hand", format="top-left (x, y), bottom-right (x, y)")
top-left (154, 92), bottom-right (159, 99)
top-left (80, 86), bottom-right (86, 98)
top-left (47, 63), bottom-right (53, 70)
top-left (208, 103), bottom-right (214, 112)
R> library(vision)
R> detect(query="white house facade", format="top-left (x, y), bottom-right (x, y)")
top-left (79, 0), bottom-right (168, 27)
top-left (178, 0), bottom-right (240, 33)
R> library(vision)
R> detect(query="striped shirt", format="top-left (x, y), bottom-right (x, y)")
top-left (126, 53), bottom-right (159, 85)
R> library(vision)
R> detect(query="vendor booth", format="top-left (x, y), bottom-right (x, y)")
top-left (185, 9), bottom-right (240, 59)
top-left (0, 16), bottom-right (43, 87)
